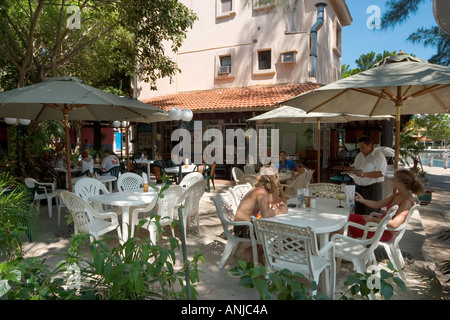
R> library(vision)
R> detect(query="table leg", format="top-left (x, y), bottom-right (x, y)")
top-left (121, 205), bottom-right (131, 243)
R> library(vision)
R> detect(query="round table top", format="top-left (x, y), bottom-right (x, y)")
top-left (268, 198), bottom-right (349, 234)
top-left (89, 189), bottom-right (157, 207)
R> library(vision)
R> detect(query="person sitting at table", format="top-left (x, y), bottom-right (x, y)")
top-left (53, 150), bottom-right (67, 169)
top-left (278, 151), bottom-right (299, 177)
top-left (79, 150), bottom-right (94, 176)
top-left (101, 149), bottom-right (120, 175)
top-left (234, 165), bottom-right (288, 263)
top-left (346, 169), bottom-right (424, 242)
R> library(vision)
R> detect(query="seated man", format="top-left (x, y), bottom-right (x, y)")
top-left (278, 151), bottom-right (299, 175)
top-left (101, 149), bottom-right (120, 175)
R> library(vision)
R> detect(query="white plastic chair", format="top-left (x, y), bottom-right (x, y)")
top-left (212, 192), bottom-right (259, 268)
top-left (180, 180), bottom-right (207, 238)
top-left (59, 191), bottom-right (122, 243)
top-left (231, 167), bottom-right (244, 184)
top-left (130, 185), bottom-right (182, 243)
top-left (251, 216), bottom-right (336, 298)
top-left (74, 177), bottom-right (110, 212)
top-left (238, 174), bottom-right (257, 186)
top-left (243, 165), bottom-right (256, 174)
top-left (308, 183), bottom-right (344, 199)
top-left (25, 178), bottom-right (61, 225)
top-left (283, 172), bottom-right (310, 198)
top-left (117, 172), bottom-right (144, 191)
top-left (179, 172), bottom-right (204, 189)
top-left (331, 205), bottom-right (398, 299)
top-left (379, 203), bottom-right (420, 280)
top-left (229, 183), bottom-right (252, 207)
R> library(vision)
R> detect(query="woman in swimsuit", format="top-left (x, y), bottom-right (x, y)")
top-left (234, 165), bottom-right (288, 263)
top-left (348, 169), bottom-right (425, 242)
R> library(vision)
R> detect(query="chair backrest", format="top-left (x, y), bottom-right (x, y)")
top-left (182, 180), bottom-right (207, 217)
top-left (238, 174), bottom-right (257, 186)
top-left (308, 183), bottom-right (344, 199)
top-left (305, 170), bottom-right (314, 186)
top-left (229, 183), bottom-right (252, 206)
top-left (251, 217), bottom-right (320, 275)
top-left (156, 185), bottom-right (183, 221)
top-left (386, 203), bottom-right (420, 243)
top-left (60, 191), bottom-right (97, 234)
top-left (232, 167), bottom-right (244, 182)
top-left (117, 172), bottom-right (144, 191)
top-left (194, 164), bottom-right (207, 175)
top-left (211, 191), bottom-right (238, 239)
top-left (243, 165), bottom-right (256, 174)
top-left (290, 172), bottom-right (309, 190)
top-left (74, 177), bottom-right (110, 202)
top-left (24, 177), bottom-right (37, 189)
top-left (105, 166), bottom-right (121, 178)
top-left (180, 172), bottom-right (204, 189)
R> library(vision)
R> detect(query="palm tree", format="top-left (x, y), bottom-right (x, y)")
top-left (381, 0), bottom-right (450, 66)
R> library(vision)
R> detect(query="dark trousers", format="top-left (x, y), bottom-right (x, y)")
top-left (355, 182), bottom-right (382, 215)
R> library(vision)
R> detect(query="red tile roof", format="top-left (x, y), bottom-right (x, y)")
top-left (142, 83), bottom-right (321, 113)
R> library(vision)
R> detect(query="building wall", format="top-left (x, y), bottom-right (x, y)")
top-left (136, 0), bottom-right (351, 100)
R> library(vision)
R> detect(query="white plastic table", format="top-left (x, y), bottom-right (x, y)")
top-left (89, 189), bottom-right (158, 243)
top-left (134, 159), bottom-right (154, 178)
top-left (268, 198), bottom-right (350, 248)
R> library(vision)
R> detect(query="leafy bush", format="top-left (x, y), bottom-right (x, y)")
top-left (230, 260), bottom-right (406, 300)
top-left (0, 172), bottom-right (39, 261)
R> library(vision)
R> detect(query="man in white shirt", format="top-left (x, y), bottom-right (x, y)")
top-left (351, 136), bottom-right (387, 215)
top-left (101, 149), bottom-right (120, 175)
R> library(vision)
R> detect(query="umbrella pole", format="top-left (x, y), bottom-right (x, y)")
top-left (63, 111), bottom-right (73, 192)
top-left (125, 120), bottom-right (131, 172)
top-left (317, 120), bottom-right (321, 182)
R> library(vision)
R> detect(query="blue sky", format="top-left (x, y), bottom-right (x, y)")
top-left (342, 0), bottom-right (438, 69)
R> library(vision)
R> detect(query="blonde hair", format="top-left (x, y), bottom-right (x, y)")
top-left (395, 169), bottom-right (425, 195)
top-left (255, 165), bottom-right (280, 194)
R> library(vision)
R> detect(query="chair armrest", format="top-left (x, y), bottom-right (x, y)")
top-left (94, 211), bottom-right (119, 223)
top-left (331, 233), bottom-right (372, 246)
top-left (317, 241), bottom-right (335, 258)
top-left (37, 182), bottom-right (56, 190)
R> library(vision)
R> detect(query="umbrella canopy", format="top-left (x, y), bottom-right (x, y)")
top-left (0, 76), bottom-right (161, 190)
top-left (249, 105), bottom-right (393, 181)
top-left (280, 54), bottom-right (450, 169)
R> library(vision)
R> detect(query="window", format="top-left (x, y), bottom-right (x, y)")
top-left (258, 50), bottom-right (271, 70)
top-left (333, 19), bottom-right (342, 57)
top-left (215, 49), bottom-right (235, 78)
top-left (216, 0), bottom-right (235, 18)
top-left (253, 0), bottom-right (275, 11)
top-left (253, 47), bottom-right (275, 75)
top-left (221, 0), bottom-right (232, 13)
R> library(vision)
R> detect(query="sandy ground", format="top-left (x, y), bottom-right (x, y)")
top-left (23, 165), bottom-right (449, 300)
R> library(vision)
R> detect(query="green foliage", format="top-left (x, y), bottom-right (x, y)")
top-left (230, 260), bottom-right (406, 300)
top-left (1, 227), bottom-right (204, 300)
top-left (381, 0), bottom-right (449, 66)
top-left (0, 0), bottom-right (198, 90)
top-left (0, 172), bottom-right (39, 261)
top-left (229, 261), bottom-right (325, 300)
top-left (341, 50), bottom-right (398, 78)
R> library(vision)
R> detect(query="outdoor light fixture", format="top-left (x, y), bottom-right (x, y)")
top-left (112, 120), bottom-right (121, 128)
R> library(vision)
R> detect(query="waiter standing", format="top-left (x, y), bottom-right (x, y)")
top-left (351, 136), bottom-right (387, 215)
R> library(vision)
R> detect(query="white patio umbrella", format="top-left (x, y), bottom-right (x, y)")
top-left (249, 105), bottom-right (393, 182)
top-left (279, 53), bottom-right (450, 170)
top-left (0, 76), bottom-right (161, 190)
